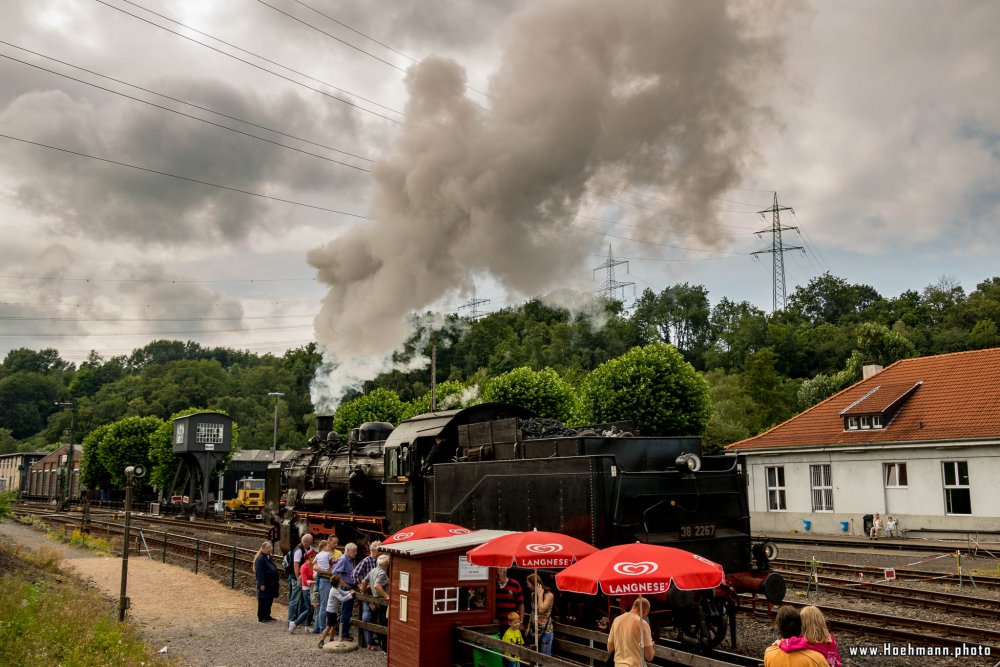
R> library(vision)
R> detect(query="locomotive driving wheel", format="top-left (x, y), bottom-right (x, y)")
top-left (674, 597), bottom-right (728, 649)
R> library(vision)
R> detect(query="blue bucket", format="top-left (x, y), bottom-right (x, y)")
top-left (802, 519), bottom-right (812, 531)
top-left (840, 521), bottom-right (850, 532)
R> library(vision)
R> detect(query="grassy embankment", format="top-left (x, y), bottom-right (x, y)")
top-left (0, 490), bottom-right (172, 666)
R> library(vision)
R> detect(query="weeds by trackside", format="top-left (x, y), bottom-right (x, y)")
top-left (0, 541), bottom-right (174, 666)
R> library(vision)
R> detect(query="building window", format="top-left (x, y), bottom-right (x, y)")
top-left (432, 587), bottom-right (459, 614)
top-left (883, 463), bottom-right (908, 487)
top-left (810, 464), bottom-right (833, 512)
top-left (860, 416), bottom-right (871, 430)
top-left (196, 423), bottom-right (225, 444)
top-left (765, 466), bottom-right (786, 511)
top-left (846, 417), bottom-right (859, 430)
top-left (942, 461), bottom-right (971, 515)
top-left (872, 415), bottom-right (883, 428)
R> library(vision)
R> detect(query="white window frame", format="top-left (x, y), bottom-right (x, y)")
top-left (859, 416), bottom-right (871, 430)
top-left (765, 466), bottom-right (786, 511)
top-left (846, 416), bottom-right (859, 430)
top-left (871, 414), bottom-right (884, 429)
top-left (432, 587), bottom-right (459, 614)
top-left (883, 462), bottom-right (908, 488)
top-left (942, 461), bottom-right (971, 515)
top-left (810, 464), bottom-right (834, 512)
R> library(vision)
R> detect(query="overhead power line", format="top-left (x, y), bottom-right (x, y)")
top-left (0, 40), bottom-right (374, 164)
top-left (0, 51), bottom-right (371, 172)
top-left (0, 133), bottom-right (371, 219)
top-left (94, 0), bottom-right (404, 123)
top-left (0, 324), bottom-right (313, 337)
top-left (256, 0), bottom-right (407, 73)
top-left (274, 0), bottom-right (492, 101)
top-left (291, 0), bottom-right (418, 63)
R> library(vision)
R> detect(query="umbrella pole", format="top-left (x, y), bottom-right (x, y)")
top-left (533, 567), bottom-right (539, 653)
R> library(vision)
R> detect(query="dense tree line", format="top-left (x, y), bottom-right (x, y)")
top-left (4, 273), bottom-right (1000, 466)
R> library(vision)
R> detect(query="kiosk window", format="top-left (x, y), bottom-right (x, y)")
top-left (432, 586), bottom-right (487, 614)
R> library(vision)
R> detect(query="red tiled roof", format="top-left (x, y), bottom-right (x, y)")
top-left (840, 381), bottom-right (921, 415)
top-left (727, 348), bottom-right (1000, 451)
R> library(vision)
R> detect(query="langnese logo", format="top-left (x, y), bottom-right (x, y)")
top-left (526, 543), bottom-right (564, 554)
top-left (612, 561), bottom-right (659, 576)
top-left (391, 532), bottom-right (413, 541)
top-left (449, 528), bottom-right (471, 535)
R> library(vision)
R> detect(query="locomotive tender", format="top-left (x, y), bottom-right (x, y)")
top-left (268, 403), bottom-right (783, 648)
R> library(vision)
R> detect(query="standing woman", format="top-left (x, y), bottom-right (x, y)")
top-left (253, 541), bottom-right (279, 623)
top-left (526, 573), bottom-right (555, 655)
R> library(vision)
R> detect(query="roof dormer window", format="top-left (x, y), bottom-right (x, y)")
top-left (844, 413), bottom-right (884, 431)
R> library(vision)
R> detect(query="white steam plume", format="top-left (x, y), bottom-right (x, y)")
top-left (308, 0), bottom-right (789, 411)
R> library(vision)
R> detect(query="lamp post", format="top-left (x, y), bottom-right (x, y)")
top-left (119, 464), bottom-right (145, 622)
top-left (268, 392), bottom-right (284, 462)
top-left (54, 400), bottom-right (76, 511)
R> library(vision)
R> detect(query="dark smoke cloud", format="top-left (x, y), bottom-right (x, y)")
top-left (308, 0), bottom-right (791, 409)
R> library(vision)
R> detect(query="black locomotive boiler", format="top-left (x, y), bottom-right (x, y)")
top-left (267, 403), bottom-right (783, 648)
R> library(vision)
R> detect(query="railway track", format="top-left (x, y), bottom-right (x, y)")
top-left (778, 570), bottom-right (1000, 618)
top-left (774, 556), bottom-right (1000, 591)
top-left (761, 533), bottom-right (1000, 555)
top-left (738, 597), bottom-right (1000, 651)
top-left (17, 502), bottom-right (270, 539)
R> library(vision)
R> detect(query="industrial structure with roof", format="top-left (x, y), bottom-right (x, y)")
top-left (727, 348), bottom-right (1000, 536)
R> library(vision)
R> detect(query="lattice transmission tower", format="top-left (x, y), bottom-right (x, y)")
top-left (751, 192), bottom-right (802, 312)
top-left (457, 286), bottom-right (491, 320)
top-left (593, 245), bottom-right (635, 301)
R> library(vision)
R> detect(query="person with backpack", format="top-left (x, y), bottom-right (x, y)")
top-left (283, 533), bottom-right (313, 626)
top-left (289, 548), bottom-right (317, 633)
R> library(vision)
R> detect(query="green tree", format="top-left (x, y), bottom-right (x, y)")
top-left (80, 423), bottom-right (113, 490)
top-left (0, 428), bottom-right (17, 455)
top-left (0, 372), bottom-right (62, 438)
top-left (481, 367), bottom-right (575, 422)
top-left (400, 380), bottom-right (468, 421)
top-left (1, 348), bottom-right (73, 377)
top-left (578, 343), bottom-right (710, 436)
top-left (702, 369), bottom-right (755, 454)
top-left (332, 389), bottom-right (404, 438)
top-left (787, 273), bottom-right (883, 325)
top-left (97, 416), bottom-right (163, 489)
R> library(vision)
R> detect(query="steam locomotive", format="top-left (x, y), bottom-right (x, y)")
top-left (266, 403), bottom-right (783, 648)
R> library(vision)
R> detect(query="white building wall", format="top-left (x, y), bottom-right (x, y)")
top-left (743, 443), bottom-right (1000, 536)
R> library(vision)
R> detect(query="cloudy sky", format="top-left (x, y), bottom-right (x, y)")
top-left (1, 1), bottom-right (998, 390)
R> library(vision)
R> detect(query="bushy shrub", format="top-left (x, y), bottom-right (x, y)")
top-left (333, 389), bottom-right (404, 437)
top-left (399, 380), bottom-right (468, 420)
top-left (578, 343), bottom-right (710, 436)
top-left (481, 367), bottom-right (575, 423)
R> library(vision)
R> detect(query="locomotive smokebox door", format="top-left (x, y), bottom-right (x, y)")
top-left (172, 413), bottom-right (233, 454)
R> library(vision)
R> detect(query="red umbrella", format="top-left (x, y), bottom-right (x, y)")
top-left (468, 530), bottom-right (598, 652)
top-left (555, 543), bottom-right (724, 596)
top-left (466, 530), bottom-right (598, 569)
top-left (385, 521), bottom-right (471, 544)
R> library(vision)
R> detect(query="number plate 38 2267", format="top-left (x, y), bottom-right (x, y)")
top-left (679, 523), bottom-right (715, 539)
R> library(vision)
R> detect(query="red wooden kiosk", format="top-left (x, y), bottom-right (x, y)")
top-left (380, 530), bottom-right (514, 667)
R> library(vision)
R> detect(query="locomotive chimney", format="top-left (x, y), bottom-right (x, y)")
top-left (316, 416), bottom-right (334, 442)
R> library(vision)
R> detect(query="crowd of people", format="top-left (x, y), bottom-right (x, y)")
top-left (251, 534), bottom-right (391, 652)
top-left (255, 538), bottom-right (841, 666)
